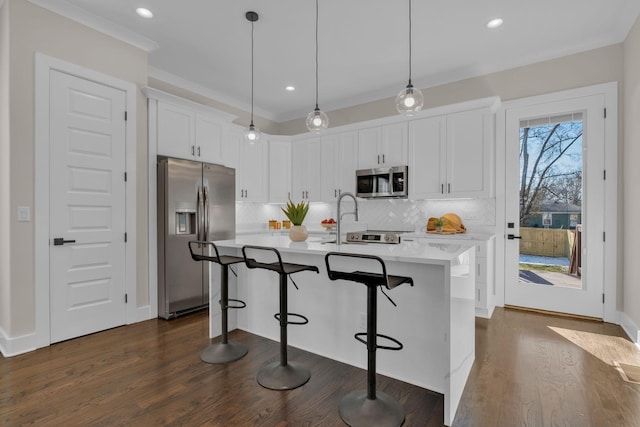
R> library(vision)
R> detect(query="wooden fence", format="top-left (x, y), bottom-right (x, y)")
top-left (520, 227), bottom-right (573, 258)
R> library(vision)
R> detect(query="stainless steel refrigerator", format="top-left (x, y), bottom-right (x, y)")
top-left (157, 156), bottom-right (236, 319)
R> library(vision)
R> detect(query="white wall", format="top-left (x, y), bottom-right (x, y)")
top-left (623, 15), bottom-right (640, 339)
top-left (2, 0), bottom-right (148, 339)
top-left (0, 0), bottom-right (11, 340)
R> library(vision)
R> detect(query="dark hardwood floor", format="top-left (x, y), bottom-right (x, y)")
top-left (1, 307), bottom-right (639, 426)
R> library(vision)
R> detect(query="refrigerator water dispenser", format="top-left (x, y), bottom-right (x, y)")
top-left (175, 211), bottom-right (196, 235)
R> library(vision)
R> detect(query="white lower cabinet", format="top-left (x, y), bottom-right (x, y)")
top-left (320, 131), bottom-right (358, 202)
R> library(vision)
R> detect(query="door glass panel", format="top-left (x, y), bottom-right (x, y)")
top-left (518, 117), bottom-right (583, 290)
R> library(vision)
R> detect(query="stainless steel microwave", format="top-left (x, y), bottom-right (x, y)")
top-left (356, 165), bottom-right (408, 198)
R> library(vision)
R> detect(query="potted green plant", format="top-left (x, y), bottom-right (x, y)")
top-left (433, 217), bottom-right (446, 233)
top-left (281, 200), bottom-right (310, 241)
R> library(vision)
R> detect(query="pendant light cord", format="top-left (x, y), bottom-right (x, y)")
top-left (315, 0), bottom-right (319, 110)
top-left (408, 0), bottom-right (413, 86)
top-left (250, 19), bottom-right (255, 126)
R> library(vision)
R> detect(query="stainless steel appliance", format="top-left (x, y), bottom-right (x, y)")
top-left (346, 231), bottom-right (402, 244)
top-left (157, 156), bottom-right (236, 319)
top-left (356, 165), bottom-right (408, 198)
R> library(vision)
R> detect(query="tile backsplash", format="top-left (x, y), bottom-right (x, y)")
top-left (237, 198), bottom-right (495, 233)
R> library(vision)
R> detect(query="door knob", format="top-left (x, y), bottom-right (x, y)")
top-left (507, 234), bottom-right (522, 240)
top-left (53, 238), bottom-right (76, 245)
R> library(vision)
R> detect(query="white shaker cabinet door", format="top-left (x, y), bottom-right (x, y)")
top-left (195, 113), bottom-right (223, 164)
top-left (408, 115), bottom-right (447, 199)
top-left (157, 101), bottom-right (196, 160)
top-left (269, 137), bottom-right (291, 203)
top-left (446, 109), bottom-right (491, 198)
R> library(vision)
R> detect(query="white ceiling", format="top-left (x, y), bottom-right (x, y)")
top-left (34, 0), bottom-right (640, 122)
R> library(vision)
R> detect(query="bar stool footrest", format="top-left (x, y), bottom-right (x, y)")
top-left (339, 389), bottom-right (405, 426)
top-left (220, 298), bottom-right (246, 310)
top-left (354, 332), bottom-right (403, 351)
top-left (274, 312), bottom-right (309, 325)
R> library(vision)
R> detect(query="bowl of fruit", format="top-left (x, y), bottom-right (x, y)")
top-left (321, 218), bottom-right (336, 231)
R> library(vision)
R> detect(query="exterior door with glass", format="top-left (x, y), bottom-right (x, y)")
top-left (505, 94), bottom-right (605, 318)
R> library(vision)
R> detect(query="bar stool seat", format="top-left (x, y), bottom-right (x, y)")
top-left (325, 252), bottom-right (413, 427)
top-left (189, 241), bottom-right (248, 364)
top-left (242, 245), bottom-right (319, 390)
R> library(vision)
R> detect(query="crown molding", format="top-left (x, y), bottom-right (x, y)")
top-left (142, 86), bottom-right (237, 123)
top-left (28, 0), bottom-right (158, 52)
top-left (148, 66), bottom-right (278, 123)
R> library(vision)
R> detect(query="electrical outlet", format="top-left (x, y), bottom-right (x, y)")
top-left (358, 312), bottom-right (367, 330)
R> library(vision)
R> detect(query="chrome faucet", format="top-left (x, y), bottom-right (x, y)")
top-left (336, 192), bottom-right (359, 246)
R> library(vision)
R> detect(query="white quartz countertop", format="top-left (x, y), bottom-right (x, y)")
top-left (402, 231), bottom-right (495, 241)
top-left (214, 234), bottom-right (473, 265)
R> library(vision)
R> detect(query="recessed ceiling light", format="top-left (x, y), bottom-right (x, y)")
top-left (136, 7), bottom-right (154, 19)
top-left (487, 18), bottom-right (503, 29)
top-left (285, 86), bottom-right (296, 92)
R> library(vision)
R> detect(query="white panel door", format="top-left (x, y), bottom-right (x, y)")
top-left (49, 70), bottom-right (127, 343)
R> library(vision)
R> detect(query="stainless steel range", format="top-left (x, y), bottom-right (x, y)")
top-left (345, 231), bottom-right (402, 244)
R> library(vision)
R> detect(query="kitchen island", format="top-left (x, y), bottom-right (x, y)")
top-left (210, 235), bottom-right (475, 426)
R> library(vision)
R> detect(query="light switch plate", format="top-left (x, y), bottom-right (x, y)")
top-left (17, 206), bottom-right (30, 222)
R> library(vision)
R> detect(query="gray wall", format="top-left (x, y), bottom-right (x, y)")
top-left (623, 16), bottom-right (640, 335)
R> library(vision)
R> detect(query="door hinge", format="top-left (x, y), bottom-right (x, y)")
top-left (125, 294), bottom-right (128, 303)
top-left (124, 232), bottom-right (128, 242)
top-left (124, 172), bottom-right (128, 182)
top-left (124, 111), bottom-right (128, 121)
top-left (604, 108), bottom-right (607, 119)
top-left (602, 293), bottom-right (605, 304)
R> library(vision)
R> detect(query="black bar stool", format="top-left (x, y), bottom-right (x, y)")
top-left (325, 252), bottom-right (413, 427)
top-left (188, 241), bottom-right (248, 364)
top-left (242, 245), bottom-right (319, 390)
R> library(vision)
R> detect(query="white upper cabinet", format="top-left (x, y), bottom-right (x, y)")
top-left (227, 128), bottom-right (267, 202)
top-left (269, 137), bottom-right (291, 204)
top-left (321, 131), bottom-right (358, 202)
top-left (409, 107), bottom-right (493, 199)
top-left (408, 115), bottom-right (447, 199)
top-left (291, 137), bottom-right (322, 202)
top-left (357, 122), bottom-right (408, 169)
top-left (146, 87), bottom-right (237, 165)
top-left (195, 113), bottom-right (223, 164)
top-left (157, 101), bottom-right (195, 160)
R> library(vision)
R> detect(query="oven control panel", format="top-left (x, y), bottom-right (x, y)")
top-left (346, 231), bottom-right (401, 244)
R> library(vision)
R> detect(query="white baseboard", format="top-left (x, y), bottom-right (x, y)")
top-left (0, 326), bottom-right (39, 357)
top-left (130, 305), bottom-right (153, 324)
top-left (619, 311), bottom-right (640, 345)
top-left (475, 305), bottom-right (495, 319)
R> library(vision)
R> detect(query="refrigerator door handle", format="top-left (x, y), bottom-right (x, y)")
top-left (203, 186), bottom-right (210, 241)
top-left (197, 186), bottom-right (204, 241)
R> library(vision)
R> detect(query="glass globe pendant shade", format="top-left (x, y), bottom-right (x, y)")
top-left (395, 83), bottom-right (424, 116)
top-left (244, 123), bottom-right (261, 143)
top-left (306, 107), bottom-right (329, 133)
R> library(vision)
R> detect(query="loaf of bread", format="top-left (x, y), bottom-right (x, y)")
top-left (426, 213), bottom-right (466, 233)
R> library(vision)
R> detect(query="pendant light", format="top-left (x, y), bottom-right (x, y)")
top-left (244, 11), bottom-right (261, 143)
top-left (306, 0), bottom-right (329, 133)
top-left (395, 0), bottom-right (424, 116)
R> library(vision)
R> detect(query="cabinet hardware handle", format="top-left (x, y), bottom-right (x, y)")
top-left (191, 145), bottom-right (195, 155)
top-left (288, 192), bottom-right (290, 199)
top-left (245, 189), bottom-right (248, 198)
top-left (197, 146), bottom-right (201, 156)
top-left (441, 184), bottom-right (444, 194)
top-left (302, 191), bottom-right (304, 199)
top-left (382, 154), bottom-right (385, 163)
top-left (377, 154), bottom-right (380, 164)
top-left (448, 183), bottom-right (451, 193)
top-left (306, 191), bottom-right (309, 199)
